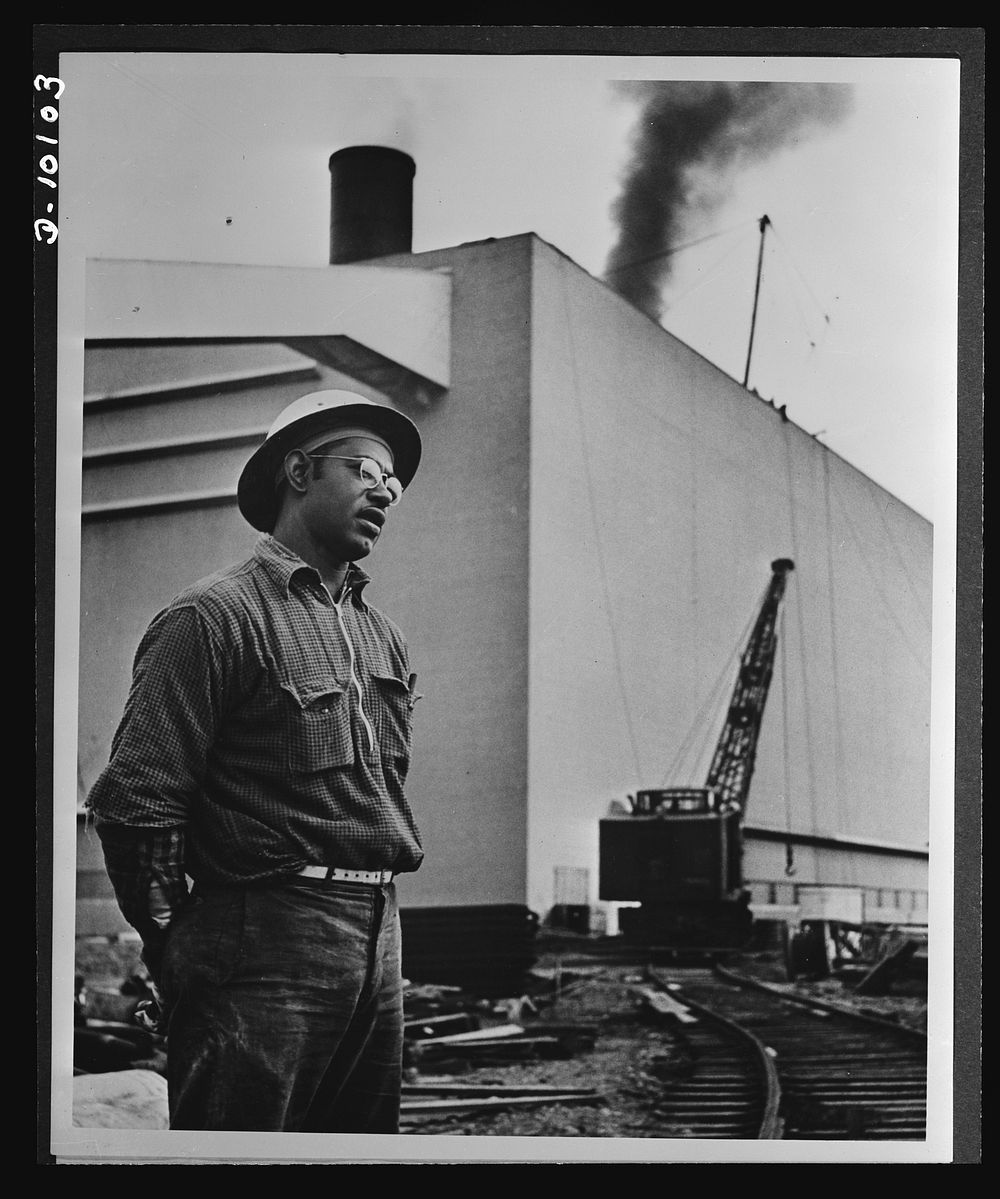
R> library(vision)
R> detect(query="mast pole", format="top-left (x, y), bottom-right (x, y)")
top-left (742, 214), bottom-right (771, 389)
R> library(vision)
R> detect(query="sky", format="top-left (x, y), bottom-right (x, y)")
top-left (54, 50), bottom-right (962, 522)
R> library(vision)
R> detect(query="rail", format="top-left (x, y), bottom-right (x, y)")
top-left (647, 963), bottom-right (927, 1139)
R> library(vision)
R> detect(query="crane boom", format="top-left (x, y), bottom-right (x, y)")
top-left (598, 557), bottom-right (796, 948)
top-left (706, 557), bottom-right (794, 810)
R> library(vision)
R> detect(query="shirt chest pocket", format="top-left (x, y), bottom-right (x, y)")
top-left (280, 675), bottom-right (354, 773)
top-left (370, 673), bottom-right (417, 763)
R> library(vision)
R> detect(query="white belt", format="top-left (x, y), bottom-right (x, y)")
top-left (297, 865), bottom-right (394, 885)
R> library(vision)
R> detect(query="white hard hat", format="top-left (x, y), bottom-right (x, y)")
top-left (237, 389), bottom-right (422, 532)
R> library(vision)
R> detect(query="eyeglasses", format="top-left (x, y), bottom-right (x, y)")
top-left (308, 455), bottom-right (403, 505)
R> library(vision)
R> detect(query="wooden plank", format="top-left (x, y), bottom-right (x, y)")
top-left (402, 1083), bottom-right (599, 1097)
top-left (420, 1023), bottom-right (524, 1044)
top-left (403, 1012), bottom-right (480, 1038)
top-left (400, 1093), bottom-right (603, 1117)
top-left (410, 1035), bottom-right (566, 1062)
top-left (632, 985), bottom-right (699, 1023)
top-left (416, 1035), bottom-right (561, 1052)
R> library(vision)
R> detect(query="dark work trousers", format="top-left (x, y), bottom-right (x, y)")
top-left (159, 877), bottom-right (404, 1132)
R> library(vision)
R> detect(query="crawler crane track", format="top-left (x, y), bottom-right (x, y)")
top-left (646, 964), bottom-right (927, 1140)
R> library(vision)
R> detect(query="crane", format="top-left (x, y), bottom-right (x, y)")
top-left (599, 558), bottom-right (795, 947)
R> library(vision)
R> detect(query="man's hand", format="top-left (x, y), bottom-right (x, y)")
top-left (131, 968), bottom-right (168, 1035)
top-left (133, 995), bottom-right (166, 1034)
top-left (133, 997), bottom-right (162, 1033)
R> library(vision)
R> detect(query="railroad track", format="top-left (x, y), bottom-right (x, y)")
top-left (645, 963), bottom-right (927, 1140)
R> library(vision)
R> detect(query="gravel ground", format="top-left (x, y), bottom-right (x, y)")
top-left (401, 964), bottom-right (687, 1139)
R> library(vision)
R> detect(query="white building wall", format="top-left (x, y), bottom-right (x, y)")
top-left (371, 238), bottom-right (534, 907)
top-left (526, 239), bottom-right (931, 917)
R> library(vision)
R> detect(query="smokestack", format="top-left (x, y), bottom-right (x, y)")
top-left (328, 145), bottom-right (416, 265)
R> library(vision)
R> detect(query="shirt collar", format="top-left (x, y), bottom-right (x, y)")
top-left (254, 535), bottom-right (371, 608)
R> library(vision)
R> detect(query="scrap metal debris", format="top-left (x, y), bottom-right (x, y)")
top-left (399, 974), bottom-right (605, 1119)
top-left (852, 938), bottom-right (925, 996)
top-left (73, 972), bottom-right (167, 1077)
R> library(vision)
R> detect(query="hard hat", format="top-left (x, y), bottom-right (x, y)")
top-left (237, 389), bottom-right (422, 532)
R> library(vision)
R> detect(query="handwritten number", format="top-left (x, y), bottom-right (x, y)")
top-left (34, 75), bottom-right (66, 100)
top-left (34, 79), bottom-right (63, 244)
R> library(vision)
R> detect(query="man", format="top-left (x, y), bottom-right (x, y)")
top-left (86, 388), bottom-right (425, 1133)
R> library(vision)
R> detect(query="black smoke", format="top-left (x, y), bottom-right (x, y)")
top-left (603, 81), bottom-right (854, 321)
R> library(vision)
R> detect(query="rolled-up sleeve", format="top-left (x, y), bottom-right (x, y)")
top-left (94, 821), bottom-right (189, 982)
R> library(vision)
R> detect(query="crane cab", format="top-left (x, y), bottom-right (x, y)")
top-left (599, 794), bottom-right (745, 903)
top-left (598, 801), bottom-right (751, 947)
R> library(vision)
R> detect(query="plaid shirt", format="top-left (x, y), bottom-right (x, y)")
top-left (87, 535), bottom-right (424, 948)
